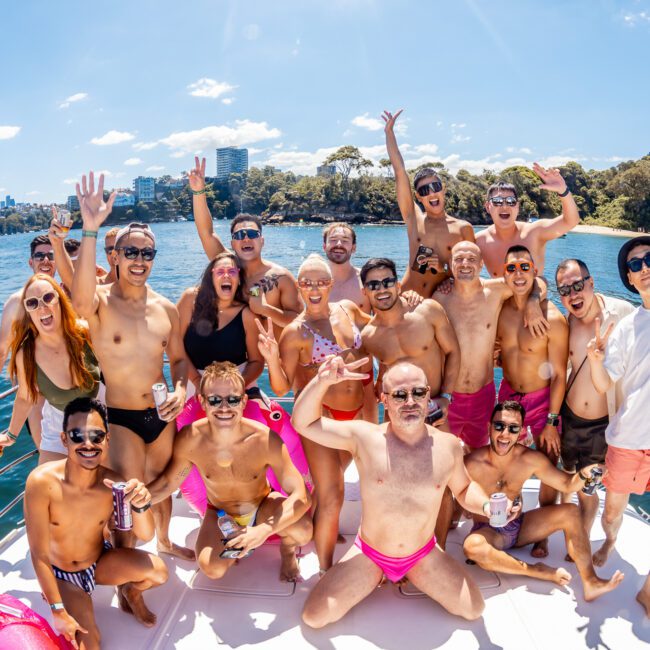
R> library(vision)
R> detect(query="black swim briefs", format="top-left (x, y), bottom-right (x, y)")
top-left (107, 406), bottom-right (168, 444)
top-left (560, 401), bottom-right (608, 473)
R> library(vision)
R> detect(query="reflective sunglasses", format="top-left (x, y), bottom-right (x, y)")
top-left (213, 267), bottom-right (239, 278)
top-left (504, 261), bottom-right (532, 274)
top-left (492, 421), bottom-right (522, 435)
top-left (626, 251), bottom-right (650, 273)
top-left (388, 386), bottom-right (430, 402)
top-left (66, 428), bottom-right (108, 444)
top-left (415, 180), bottom-right (443, 197)
top-left (298, 278), bottom-right (332, 289)
top-left (364, 276), bottom-right (397, 291)
top-left (557, 276), bottom-right (591, 297)
top-left (489, 196), bottom-right (518, 207)
top-left (32, 251), bottom-right (55, 262)
top-left (24, 291), bottom-right (59, 312)
top-left (205, 394), bottom-right (244, 408)
top-left (116, 246), bottom-right (157, 261)
top-left (232, 228), bottom-right (261, 241)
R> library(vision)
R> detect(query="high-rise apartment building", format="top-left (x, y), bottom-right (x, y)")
top-left (216, 147), bottom-right (249, 180)
top-left (133, 176), bottom-right (155, 202)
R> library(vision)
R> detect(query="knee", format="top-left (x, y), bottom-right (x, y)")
top-left (463, 534), bottom-right (488, 562)
top-left (150, 555), bottom-right (169, 586)
top-left (198, 556), bottom-right (230, 580)
top-left (560, 503), bottom-right (581, 528)
top-left (302, 600), bottom-right (332, 629)
top-left (460, 594), bottom-right (485, 621)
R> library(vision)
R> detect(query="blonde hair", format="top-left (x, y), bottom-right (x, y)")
top-left (105, 227), bottom-right (120, 240)
top-left (298, 253), bottom-right (332, 279)
top-left (199, 361), bottom-right (245, 396)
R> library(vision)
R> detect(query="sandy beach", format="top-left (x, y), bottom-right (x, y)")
top-left (572, 224), bottom-right (644, 238)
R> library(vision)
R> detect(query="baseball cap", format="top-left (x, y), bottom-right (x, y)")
top-left (114, 222), bottom-right (156, 247)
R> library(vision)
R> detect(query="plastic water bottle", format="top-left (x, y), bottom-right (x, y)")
top-left (522, 426), bottom-right (534, 448)
top-left (217, 509), bottom-right (240, 539)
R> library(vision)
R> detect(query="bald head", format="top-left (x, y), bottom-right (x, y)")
top-left (450, 241), bottom-right (482, 282)
top-left (451, 241), bottom-right (481, 258)
top-left (382, 362), bottom-right (428, 393)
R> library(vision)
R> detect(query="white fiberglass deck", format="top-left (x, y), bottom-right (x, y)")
top-left (1, 470), bottom-right (649, 650)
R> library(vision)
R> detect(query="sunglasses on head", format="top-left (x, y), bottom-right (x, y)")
top-left (364, 276), bottom-right (397, 291)
top-left (232, 228), bottom-right (261, 241)
top-left (298, 278), bottom-right (332, 289)
top-left (205, 394), bottom-right (244, 408)
top-left (213, 266), bottom-right (239, 278)
top-left (415, 180), bottom-right (443, 197)
top-left (116, 246), bottom-right (157, 261)
top-left (557, 276), bottom-right (590, 297)
top-left (66, 428), bottom-right (108, 444)
top-left (504, 261), bottom-right (532, 274)
top-left (492, 421), bottom-right (522, 435)
top-left (32, 251), bottom-right (55, 262)
top-left (388, 386), bottom-right (429, 402)
top-left (489, 196), bottom-right (518, 207)
top-left (626, 251), bottom-right (650, 273)
top-left (24, 291), bottom-right (59, 312)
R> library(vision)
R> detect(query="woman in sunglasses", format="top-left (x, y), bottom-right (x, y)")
top-left (257, 254), bottom-right (374, 574)
top-left (0, 274), bottom-right (100, 462)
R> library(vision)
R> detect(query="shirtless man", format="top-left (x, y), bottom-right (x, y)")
top-left (497, 245), bottom-right (569, 557)
top-left (322, 222), bottom-right (370, 312)
top-left (463, 400), bottom-right (623, 602)
top-left (435, 241), bottom-right (551, 449)
top-left (148, 361), bottom-right (312, 582)
top-left (294, 358), bottom-right (501, 627)
top-left (476, 170), bottom-right (580, 278)
top-left (555, 259), bottom-right (633, 535)
top-left (71, 171), bottom-right (193, 563)
top-left (382, 109), bottom-right (474, 297)
top-left (101, 227), bottom-right (119, 284)
top-left (188, 157), bottom-right (302, 334)
top-left (25, 397), bottom-right (168, 649)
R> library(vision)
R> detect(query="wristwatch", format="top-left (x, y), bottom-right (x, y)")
top-left (546, 413), bottom-right (560, 427)
top-left (440, 392), bottom-right (453, 404)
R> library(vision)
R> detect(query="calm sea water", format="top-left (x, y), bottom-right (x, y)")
top-left (0, 222), bottom-right (646, 538)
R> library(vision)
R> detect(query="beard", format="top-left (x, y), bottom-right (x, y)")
top-left (326, 248), bottom-right (352, 265)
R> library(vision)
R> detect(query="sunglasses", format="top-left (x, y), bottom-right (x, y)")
top-left (66, 428), bottom-right (108, 444)
top-left (557, 275), bottom-right (591, 297)
top-left (626, 251), bottom-right (650, 273)
top-left (364, 277), bottom-right (397, 291)
top-left (298, 278), bottom-right (332, 289)
top-left (489, 196), bottom-right (518, 207)
top-left (116, 246), bottom-right (157, 261)
top-left (205, 394), bottom-right (244, 408)
top-left (388, 386), bottom-right (430, 402)
top-left (232, 228), bottom-right (261, 241)
top-left (504, 261), bottom-right (532, 274)
top-left (24, 291), bottom-right (59, 312)
top-left (32, 251), bottom-right (55, 262)
top-left (213, 267), bottom-right (239, 278)
top-left (492, 421), bottom-right (522, 435)
top-left (104, 246), bottom-right (115, 255)
top-left (415, 180), bottom-right (443, 197)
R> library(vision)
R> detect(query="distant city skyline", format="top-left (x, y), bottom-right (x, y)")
top-left (1, 0), bottom-right (649, 202)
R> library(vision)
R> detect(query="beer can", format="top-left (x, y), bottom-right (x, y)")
top-left (582, 467), bottom-right (603, 495)
top-left (489, 492), bottom-right (508, 528)
top-left (58, 209), bottom-right (72, 235)
top-left (152, 382), bottom-right (168, 420)
top-left (112, 482), bottom-right (133, 531)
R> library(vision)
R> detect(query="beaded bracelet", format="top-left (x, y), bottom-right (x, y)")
top-left (82, 230), bottom-right (98, 238)
top-left (191, 188), bottom-right (207, 196)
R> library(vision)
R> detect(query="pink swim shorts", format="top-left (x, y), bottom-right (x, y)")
top-left (447, 381), bottom-right (496, 448)
top-left (497, 377), bottom-right (551, 440)
top-left (603, 445), bottom-right (650, 495)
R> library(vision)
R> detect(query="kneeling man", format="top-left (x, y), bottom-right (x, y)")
top-left (148, 361), bottom-right (312, 582)
top-left (294, 358), bottom-right (501, 627)
top-left (25, 398), bottom-right (168, 650)
top-left (463, 401), bottom-right (623, 601)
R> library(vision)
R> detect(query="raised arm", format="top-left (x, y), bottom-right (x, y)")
top-left (49, 212), bottom-right (75, 291)
top-left (189, 156), bottom-right (226, 260)
top-left (382, 109), bottom-right (415, 223)
top-left (291, 356), bottom-right (368, 453)
top-left (71, 172), bottom-right (115, 318)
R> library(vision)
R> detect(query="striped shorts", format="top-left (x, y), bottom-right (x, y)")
top-left (52, 540), bottom-right (112, 595)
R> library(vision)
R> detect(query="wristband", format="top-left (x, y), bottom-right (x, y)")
top-left (482, 501), bottom-right (490, 515)
top-left (439, 392), bottom-right (453, 404)
top-left (191, 188), bottom-right (207, 195)
top-left (50, 602), bottom-right (65, 611)
top-left (558, 187), bottom-right (571, 198)
top-left (5, 430), bottom-right (18, 442)
top-left (578, 471), bottom-right (589, 481)
top-left (131, 502), bottom-right (152, 513)
top-left (82, 230), bottom-right (98, 238)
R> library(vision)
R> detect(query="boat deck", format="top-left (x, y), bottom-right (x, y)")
top-left (1, 471), bottom-right (649, 650)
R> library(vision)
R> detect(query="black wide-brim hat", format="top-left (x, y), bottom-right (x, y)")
top-left (617, 235), bottom-right (650, 294)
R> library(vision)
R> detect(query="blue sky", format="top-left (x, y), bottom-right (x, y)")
top-left (1, 0), bottom-right (649, 202)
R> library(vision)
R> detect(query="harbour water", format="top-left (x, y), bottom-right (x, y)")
top-left (0, 222), bottom-right (646, 538)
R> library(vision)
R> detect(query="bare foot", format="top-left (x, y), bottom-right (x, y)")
top-left (117, 586), bottom-right (133, 615)
top-left (279, 548), bottom-right (301, 582)
top-left (531, 539), bottom-right (549, 559)
top-left (636, 585), bottom-right (650, 617)
top-left (120, 584), bottom-right (157, 627)
top-left (583, 570), bottom-right (624, 602)
top-left (592, 540), bottom-right (614, 567)
top-left (157, 541), bottom-right (196, 561)
top-left (534, 563), bottom-right (571, 587)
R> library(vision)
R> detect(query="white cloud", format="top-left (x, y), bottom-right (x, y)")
top-left (170, 151), bottom-right (186, 159)
top-left (124, 157), bottom-right (143, 166)
top-left (63, 178), bottom-right (78, 185)
top-left (0, 125), bottom-right (21, 140)
top-left (133, 141), bottom-right (158, 151)
top-left (623, 11), bottom-right (650, 26)
top-left (412, 144), bottom-right (439, 156)
top-left (90, 130), bottom-right (136, 146)
top-left (26, 190), bottom-right (41, 196)
top-left (451, 134), bottom-right (471, 144)
top-left (436, 121), bottom-right (443, 128)
top-left (63, 170), bottom-right (119, 185)
top-left (262, 147), bottom-right (340, 175)
top-left (242, 24), bottom-right (260, 40)
top-left (506, 146), bottom-right (532, 155)
top-left (222, 97), bottom-right (235, 105)
top-left (451, 123), bottom-right (466, 129)
top-left (59, 92), bottom-right (88, 109)
top-left (351, 113), bottom-right (384, 131)
top-left (187, 78), bottom-right (236, 99)
top-left (146, 165), bottom-right (165, 172)
top-left (248, 147), bottom-right (265, 155)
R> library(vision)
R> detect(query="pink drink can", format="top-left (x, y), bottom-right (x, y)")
top-left (152, 382), bottom-right (168, 419)
top-left (489, 492), bottom-right (508, 528)
top-left (112, 482), bottom-right (133, 531)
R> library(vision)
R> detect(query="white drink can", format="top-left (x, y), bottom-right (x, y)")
top-left (152, 382), bottom-right (168, 420)
top-left (489, 492), bottom-right (508, 528)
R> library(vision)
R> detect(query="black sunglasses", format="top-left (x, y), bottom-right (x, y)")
top-left (32, 251), bottom-right (55, 262)
top-left (489, 196), bottom-right (518, 207)
top-left (364, 276), bottom-right (397, 291)
top-left (416, 180), bottom-right (443, 197)
top-left (116, 246), bottom-right (157, 261)
top-left (205, 394), bottom-right (244, 408)
top-left (389, 386), bottom-right (429, 402)
top-left (626, 252), bottom-right (650, 273)
top-left (66, 428), bottom-right (108, 444)
top-left (492, 421), bottom-right (522, 434)
top-left (232, 228), bottom-right (261, 241)
top-left (557, 276), bottom-right (590, 297)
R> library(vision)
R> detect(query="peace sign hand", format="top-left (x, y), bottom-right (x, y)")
top-left (188, 156), bottom-right (206, 192)
top-left (381, 109), bottom-right (404, 134)
top-left (317, 355), bottom-right (370, 387)
top-left (533, 162), bottom-right (568, 195)
top-left (586, 317), bottom-right (614, 362)
top-left (256, 318), bottom-right (279, 361)
top-left (75, 171), bottom-right (116, 231)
